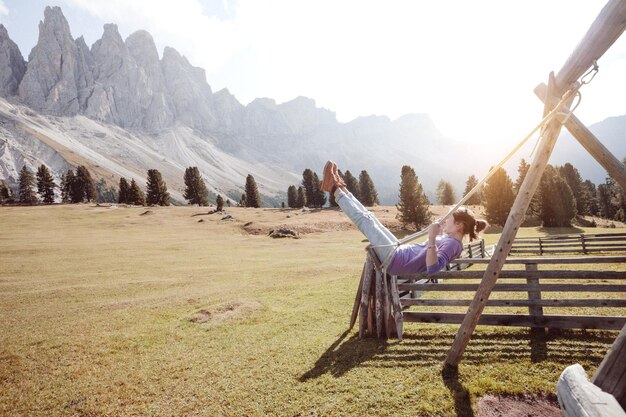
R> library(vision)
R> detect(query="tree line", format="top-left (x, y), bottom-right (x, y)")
top-left (395, 157), bottom-right (626, 230)
top-left (3, 159), bottom-right (625, 228)
top-left (1, 164), bottom-right (223, 209)
top-left (285, 168), bottom-right (379, 209)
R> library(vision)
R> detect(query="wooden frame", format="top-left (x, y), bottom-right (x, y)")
top-left (445, 0), bottom-right (626, 367)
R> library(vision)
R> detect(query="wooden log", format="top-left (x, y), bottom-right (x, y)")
top-left (383, 271), bottom-right (393, 339)
top-left (403, 312), bottom-right (626, 330)
top-left (359, 256), bottom-right (373, 338)
top-left (396, 283), bottom-right (626, 292)
top-left (592, 323), bottom-right (626, 409)
top-left (375, 269), bottom-right (383, 338)
top-left (367, 269), bottom-right (376, 335)
top-left (400, 298), bottom-right (626, 308)
top-left (445, 71), bottom-right (575, 367)
top-left (349, 262), bottom-right (367, 331)
top-left (535, 82), bottom-right (626, 190)
top-left (558, 364), bottom-right (626, 417)
top-left (553, 0), bottom-right (626, 90)
top-left (441, 256), bottom-right (626, 265)
top-left (389, 274), bottom-right (403, 340)
top-left (398, 270), bottom-right (626, 280)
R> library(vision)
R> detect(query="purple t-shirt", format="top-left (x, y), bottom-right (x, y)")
top-left (387, 235), bottom-right (463, 275)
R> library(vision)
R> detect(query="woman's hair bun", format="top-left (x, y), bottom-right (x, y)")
top-left (475, 219), bottom-right (488, 234)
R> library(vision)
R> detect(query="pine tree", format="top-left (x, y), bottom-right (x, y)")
top-left (60, 169), bottom-right (74, 203)
top-left (244, 174), bottom-right (260, 208)
top-left (463, 175), bottom-right (482, 205)
top-left (583, 180), bottom-right (599, 216)
top-left (239, 193), bottom-right (247, 207)
top-left (118, 177), bottom-right (130, 204)
top-left (146, 169), bottom-right (170, 206)
top-left (558, 163), bottom-right (588, 215)
top-left (358, 170), bottom-right (379, 206)
top-left (396, 165), bottom-right (432, 230)
top-left (483, 167), bottom-right (515, 226)
top-left (514, 158), bottom-right (540, 216)
top-left (436, 180), bottom-right (455, 205)
top-left (287, 185), bottom-right (297, 208)
top-left (95, 179), bottom-right (118, 203)
top-left (18, 165), bottom-right (38, 205)
top-left (296, 186), bottom-right (305, 208)
top-left (311, 172), bottom-right (326, 208)
top-left (216, 194), bottom-right (224, 211)
top-left (343, 170), bottom-right (360, 199)
top-left (36, 164), bottom-right (56, 204)
top-left (129, 179), bottom-right (146, 206)
top-left (183, 167), bottom-right (209, 206)
top-left (301, 169), bottom-right (316, 208)
top-left (75, 166), bottom-right (96, 202)
top-left (0, 180), bottom-right (13, 204)
top-left (514, 158), bottom-right (530, 192)
top-left (538, 165), bottom-right (577, 227)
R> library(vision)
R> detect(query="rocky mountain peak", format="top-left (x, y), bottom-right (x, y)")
top-left (18, 5), bottom-right (82, 115)
top-left (0, 24), bottom-right (26, 96)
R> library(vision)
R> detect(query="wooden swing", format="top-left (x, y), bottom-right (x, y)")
top-left (349, 0), bottom-right (626, 368)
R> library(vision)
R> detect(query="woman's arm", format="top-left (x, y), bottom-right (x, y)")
top-left (426, 221), bottom-right (442, 268)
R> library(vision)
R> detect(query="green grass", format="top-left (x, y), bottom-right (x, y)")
top-left (0, 205), bottom-right (624, 416)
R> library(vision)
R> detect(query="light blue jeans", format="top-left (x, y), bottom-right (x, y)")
top-left (335, 189), bottom-right (399, 264)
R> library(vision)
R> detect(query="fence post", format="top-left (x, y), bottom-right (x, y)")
top-left (580, 234), bottom-right (587, 254)
top-left (526, 263), bottom-right (544, 326)
top-left (539, 238), bottom-right (544, 256)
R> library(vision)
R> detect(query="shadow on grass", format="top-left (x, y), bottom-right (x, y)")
top-left (442, 364), bottom-right (474, 417)
top-left (301, 327), bottom-right (617, 381)
top-left (299, 330), bottom-right (389, 381)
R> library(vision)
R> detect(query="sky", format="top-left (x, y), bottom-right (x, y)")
top-left (1, 0), bottom-right (625, 148)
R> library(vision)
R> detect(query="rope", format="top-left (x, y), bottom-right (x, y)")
top-left (374, 73), bottom-right (596, 269)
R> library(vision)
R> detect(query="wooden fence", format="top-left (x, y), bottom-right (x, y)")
top-left (510, 232), bottom-right (626, 255)
top-left (352, 253), bottom-right (626, 339)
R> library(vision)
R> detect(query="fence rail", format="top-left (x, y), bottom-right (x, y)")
top-left (510, 232), bottom-right (626, 255)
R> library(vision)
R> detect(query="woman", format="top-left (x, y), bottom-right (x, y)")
top-left (320, 161), bottom-right (488, 275)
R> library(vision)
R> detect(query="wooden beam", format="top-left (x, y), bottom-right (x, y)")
top-left (592, 323), bottom-right (626, 409)
top-left (535, 82), bottom-right (626, 190)
top-left (445, 73), bottom-right (574, 367)
top-left (403, 312), bottom-right (626, 330)
top-left (553, 0), bottom-right (626, 90)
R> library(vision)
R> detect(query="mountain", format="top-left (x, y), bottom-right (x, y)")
top-left (0, 6), bottom-right (621, 206)
top-left (551, 115), bottom-right (626, 184)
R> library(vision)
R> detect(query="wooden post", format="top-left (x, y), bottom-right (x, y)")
top-left (349, 262), bottom-right (367, 330)
top-left (553, 0), bottom-right (626, 91)
top-left (539, 238), bottom-right (544, 256)
top-left (535, 83), bottom-right (626, 190)
top-left (359, 256), bottom-right (373, 338)
top-left (525, 263), bottom-right (544, 324)
top-left (375, 269), bottom-right (383, 338)
top-left (592, 322), bottom-right (626, 409)
top-left (445, 72), bottom-right (573, 367)
top-left (581, 234), bottom-right (588, 255)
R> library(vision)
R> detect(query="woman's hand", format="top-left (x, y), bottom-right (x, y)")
top-left (428, 220), bottom-right (442, 242)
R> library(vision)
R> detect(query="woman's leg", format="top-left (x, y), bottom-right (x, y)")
top-left (335, 188), bottom-right (397, 262)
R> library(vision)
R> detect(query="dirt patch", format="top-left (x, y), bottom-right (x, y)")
top-left (476, 394), bottom-right (561, 417)
top-left (190, 299), bottom-right (262, 324)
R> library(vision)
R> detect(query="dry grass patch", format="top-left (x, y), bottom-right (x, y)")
top-left (190, 299), bottom-right (263, 324)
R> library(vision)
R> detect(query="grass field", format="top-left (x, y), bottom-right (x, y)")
top-left (1, 204), bottom-right (624, 416)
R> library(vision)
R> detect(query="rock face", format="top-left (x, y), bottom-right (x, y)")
top-left (18, 6), bottom-right (83, 115)
top-left (0, 25), bottom-right (26, 96)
